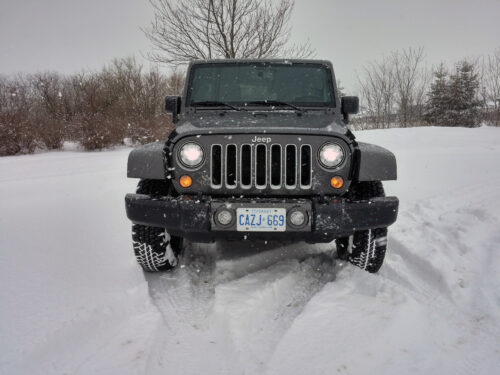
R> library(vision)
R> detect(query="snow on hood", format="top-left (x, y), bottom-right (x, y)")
top-left (170, 111), bottom-right (349, 141)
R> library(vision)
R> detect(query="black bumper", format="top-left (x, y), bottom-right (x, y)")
top-left (125, 194), bottom-right (399, 243)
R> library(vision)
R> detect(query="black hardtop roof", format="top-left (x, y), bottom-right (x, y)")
top-left (189, 58), bottom-right (333, 66)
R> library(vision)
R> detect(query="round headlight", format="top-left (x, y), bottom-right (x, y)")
top-left (319, 143), bottom-right (344, 168)
top-left (179, 142), bottom-right (204, 168)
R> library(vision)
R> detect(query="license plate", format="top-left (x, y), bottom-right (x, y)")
top-left (236, 208), bottom-right (286, 232)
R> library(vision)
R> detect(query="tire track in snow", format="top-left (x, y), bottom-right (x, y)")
top-left (143, 241), bottom-right (337, 374)
top-left (213, 253), bottom-right (336, 374)
top-left (383, 193), bottom-right (500, 375)
top-left (144, 242), bottom-right (218, 331)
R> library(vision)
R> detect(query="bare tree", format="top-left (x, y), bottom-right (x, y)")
top-left (358, 48), bottom-right (431, 129)
top-left (166, 68), bottom-right (186, 95)
top-left (392, 47), bottom-right (429, 127)
top-left (480, 48), bottom-right (500, 125)
top-left (143, 0), bottom-right (313, 65)
top-left (412, 64), bottom-right (432, 125)
top-left (358, 56), bottom-right (396, 129)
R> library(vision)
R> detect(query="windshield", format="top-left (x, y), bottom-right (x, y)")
top-left (186, 63), bottom-right (335, 108)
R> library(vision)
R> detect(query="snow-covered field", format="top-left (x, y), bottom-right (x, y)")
top-left (1, 127), bottom-right (499, 375)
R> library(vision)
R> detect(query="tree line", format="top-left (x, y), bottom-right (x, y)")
top-left (1, 0), bottom-right (499, 155)
top-left (1, 49), bottom-right (498, 156)
top-left (353, 47), bottom-right (500, 130)
top-left (0, 58), bottom-right (183, 156)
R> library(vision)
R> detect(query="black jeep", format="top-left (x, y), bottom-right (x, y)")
top-left (125, 59), bottom-right (398, 273)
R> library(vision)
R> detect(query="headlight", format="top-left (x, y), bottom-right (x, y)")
top-left (179, 142), bottom-right (204, 168)
top-left (319, 143), bottom-right (344, 168)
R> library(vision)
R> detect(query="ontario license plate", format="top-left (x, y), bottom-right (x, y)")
top-left (236, 208), bottom-right (286, 232)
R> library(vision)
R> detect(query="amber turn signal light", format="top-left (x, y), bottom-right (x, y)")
top-left (179, 175), bottom-right (192, 188)
top-left (330, 176), bottom-right (344, 189)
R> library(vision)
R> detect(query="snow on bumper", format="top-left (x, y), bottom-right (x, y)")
top-left (125, 194), bottom-right (399, 243)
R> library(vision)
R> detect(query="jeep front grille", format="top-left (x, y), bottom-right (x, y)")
top-left (211, 144), bottom-right (312, 190)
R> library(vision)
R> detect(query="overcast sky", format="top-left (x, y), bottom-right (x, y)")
top-left (1, 0), bottom-right (499, 91)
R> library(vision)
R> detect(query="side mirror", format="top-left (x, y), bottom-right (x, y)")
top-left (341, 96), bottom-right (359, 123)
top-left (165, 96), bottom-right (182, 123)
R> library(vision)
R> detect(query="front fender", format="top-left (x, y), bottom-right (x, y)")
top-left (354, 142), bottom-right (397, 181)
top-left (127, 142), bottom-right (165, 179)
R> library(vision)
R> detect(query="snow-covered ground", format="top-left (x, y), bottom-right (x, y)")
top-left (1, 126), bottom-right (499, 375)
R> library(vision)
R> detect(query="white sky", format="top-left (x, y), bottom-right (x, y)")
top-left (1, 0), bottom-right (499, 92)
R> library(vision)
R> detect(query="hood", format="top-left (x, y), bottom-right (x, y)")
top-left (169, 111), bottom-right (352, 143)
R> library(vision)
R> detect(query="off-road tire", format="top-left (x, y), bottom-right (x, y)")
top-left (131, 179), bottom-right (183, 272)
top-left (336, 181), bottom-right (388, 273)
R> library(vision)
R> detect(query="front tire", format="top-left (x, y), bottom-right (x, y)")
top-left (336, 181), bottom-right (388, 273)
top-left (131, 179), bottom-right (183, 272)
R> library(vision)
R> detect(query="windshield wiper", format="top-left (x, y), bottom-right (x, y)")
top-left (245, 100), bottom-right (305, 112)
top-left (191, 101), bottom-right (245, 111)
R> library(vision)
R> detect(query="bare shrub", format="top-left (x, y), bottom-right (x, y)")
top-left (0, 57), bottom-right (179, 156)
top-left (166, 69), bottom-right (185, 95)
top-left (0, 75), bottom-right (40, 155)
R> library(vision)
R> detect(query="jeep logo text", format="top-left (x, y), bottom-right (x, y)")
top-left (251, 136), bottom-right (272, 143)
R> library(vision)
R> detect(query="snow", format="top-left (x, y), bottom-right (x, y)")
top-left (1, 126), bottom-right (500, 374)
top-left (61, 140), bottom-right (84, 152)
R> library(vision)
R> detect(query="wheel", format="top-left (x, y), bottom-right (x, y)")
top-left (336, 181), bottom-right (388, 273)
top-left (131, 179), bottom-right (183, 272)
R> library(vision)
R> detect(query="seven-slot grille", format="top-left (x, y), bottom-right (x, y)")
top-left (211, 144), bottom-right (312, 189)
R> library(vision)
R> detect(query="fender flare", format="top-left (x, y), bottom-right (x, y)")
top-left (354, 142), bottom-right (397, 181)
top-left (127, 142), bottom-right (166, 179)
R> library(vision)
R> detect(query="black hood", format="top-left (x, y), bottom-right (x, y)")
top-left (169, 111), bottom-right (352, 143)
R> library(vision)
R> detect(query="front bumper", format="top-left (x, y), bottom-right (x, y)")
top-left (125, 194), bottom-right (399, 243)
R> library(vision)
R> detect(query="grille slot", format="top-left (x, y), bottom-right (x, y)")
top-left (211, 145), bottom-right (222, 186)
top-left (256, 144), bottom-right (267, 187)
top-left (300, 145), bottom-right (312, 187)
top-left (241, 145), bottom-right (252, 187)
top-left (270, 145), bottom-right (282, 187)
top-left (285, 145), bottom-right (297, 187)
top-left (226, 145), bottom-right (237, 187)
top-left (210, 142), bottom-right (312, 190)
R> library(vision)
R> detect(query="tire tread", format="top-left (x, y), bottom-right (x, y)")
top-left (132, 179), bottom-right (182, 272)
top-left (336, 181), bottom-right (388, 273)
